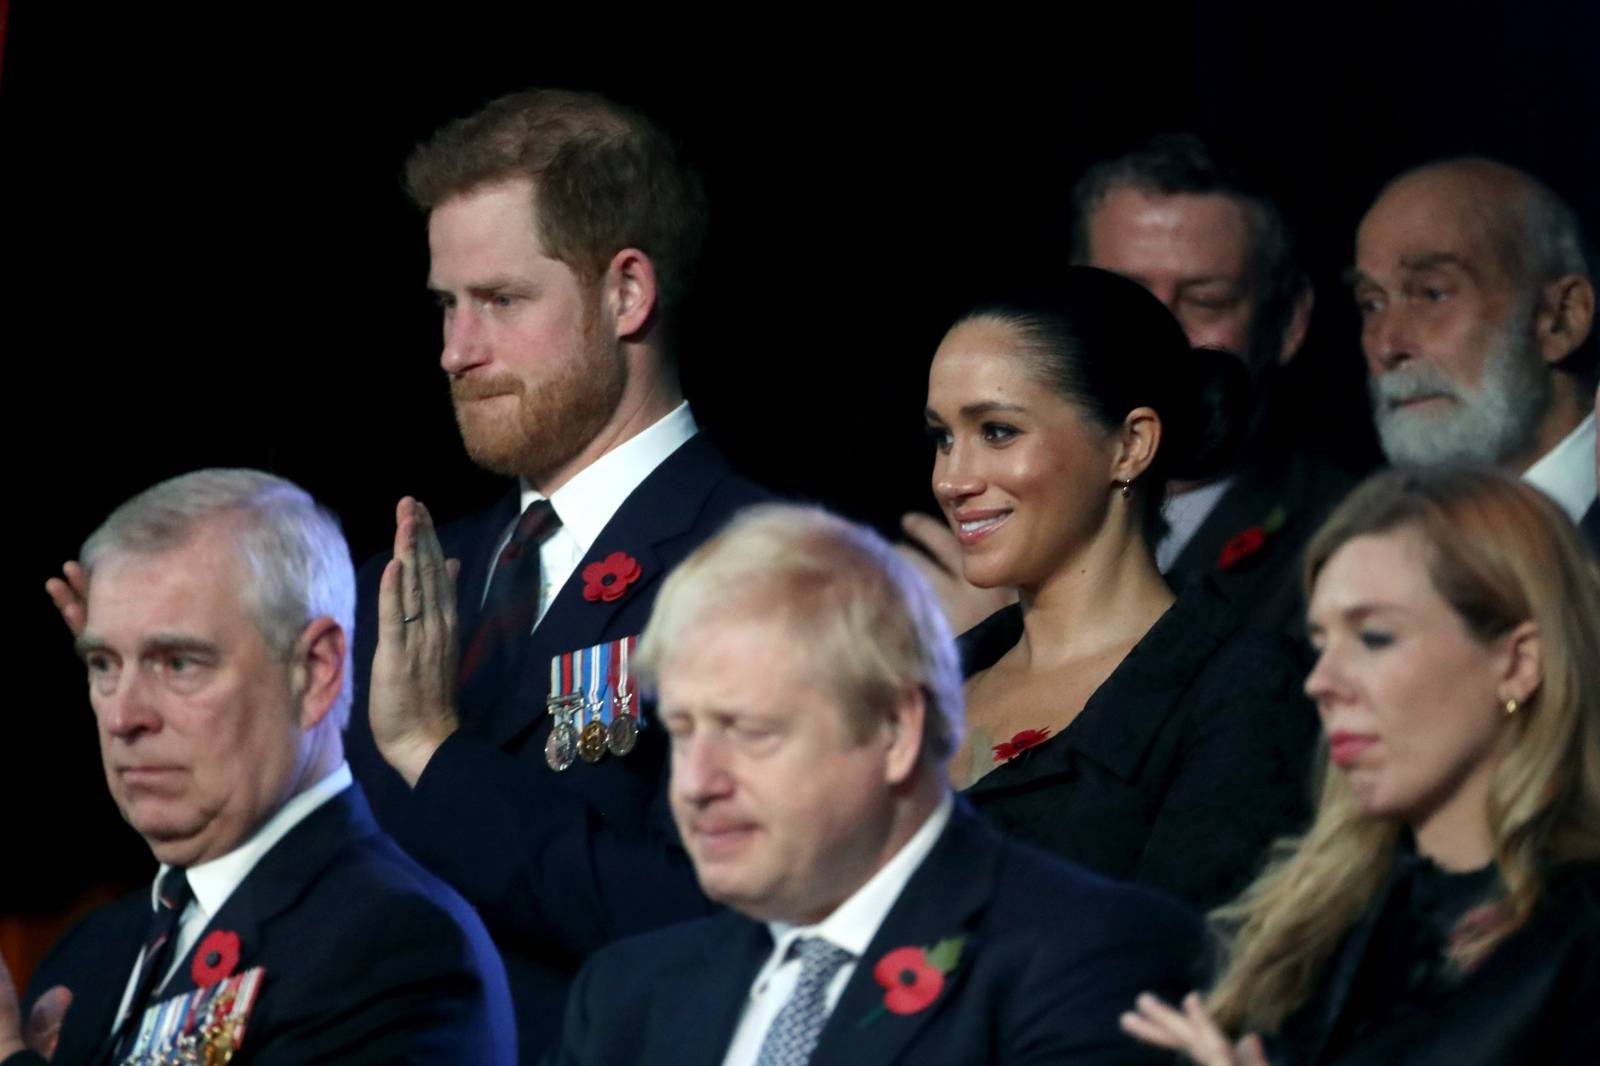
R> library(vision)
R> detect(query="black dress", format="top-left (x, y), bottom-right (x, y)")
top-left (1271, 848), bottom-right (1600, 1064)
top-left (958, 577), bottom-right (1319, 911)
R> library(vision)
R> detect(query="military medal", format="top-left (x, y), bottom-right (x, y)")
top-left (607, 634), bottom-right (639, 756)
top-left (124, 966), bottom-right (263, 1066)
top-left (545, 653), bottom-right (581, 772)
top-left (578, 641), bottom-right (609, 763)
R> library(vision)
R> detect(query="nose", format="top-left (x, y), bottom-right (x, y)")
top-left (96, 670), bottom-right (162, 741)
top-left (671, 732), bottom-right (733, 807)
top-left (933, 443), bottom-right (984, 510)
top-left (1363, 304), bottom-right (1415, 374)
top-left (1302, 645), bottom-right (1343, 715)
top-left (440, 302), bottom-right (489, 377)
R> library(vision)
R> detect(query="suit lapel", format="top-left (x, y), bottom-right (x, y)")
top-left (480, 435), bottom-right (736, 748)
top-left (656, 915), bottom-right (773, 1065)
top-left (151, 788), bottom-right (377, 1005)
top-left (809, 803), bottom-right (999, 1066)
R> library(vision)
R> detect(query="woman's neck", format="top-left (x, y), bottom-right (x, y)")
top-left (1012, 525), bottom-right (1175, 673)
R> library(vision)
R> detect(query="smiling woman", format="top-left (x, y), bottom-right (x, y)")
top-left (927, 267), bottom-right (1319, 910)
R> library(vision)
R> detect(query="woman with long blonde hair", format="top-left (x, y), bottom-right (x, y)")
top-left (1123, 465), bottom-right (1600, 1064)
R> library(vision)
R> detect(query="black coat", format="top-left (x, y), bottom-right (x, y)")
top-left (11, 786), bottom-right (514, 1066)
top-left (1272, 857), bottom-right (1600, 1064)
top-left (1165, 448), bottom-right (1358, 641)
top-left (345, 433), bottom-right (773, 1063)
top-left (959, 579), bottom-right (1319, 911)
top-left (546, 800), bottom-right (1205, 1066)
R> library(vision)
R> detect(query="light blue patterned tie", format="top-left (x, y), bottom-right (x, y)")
top-left (754, 937), bottom-right (855, 1066)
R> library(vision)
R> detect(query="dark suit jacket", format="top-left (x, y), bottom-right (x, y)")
top-left (1166, 448), bottom-right (1357, 639)
top-left (1272, 859), bottom-right (1600, 1064)
top-left (346, 433), bottom-right (773, 1061)
top-left (1580, 498), bottom-right (1599, 556)
top-left (546, 800), bottom-right (1205, 1066)
top-left (11, 785), bottom-right (514, 1066)
top-left (959, 578), bottom-right (1319, 912)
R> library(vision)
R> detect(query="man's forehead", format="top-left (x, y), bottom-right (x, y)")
top-left (1089, 187), bottom-right (1258, 276)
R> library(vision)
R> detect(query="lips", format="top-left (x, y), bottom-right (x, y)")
top-left (950, 510), bottom-right (1010, 547)
top-left (1327, 732), bottom-right (1377, 768)
top-left (688, 819), bottom-right (759, 859)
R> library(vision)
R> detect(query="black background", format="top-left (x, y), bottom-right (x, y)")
top-left (3, 3), bottom-right (1597, 911)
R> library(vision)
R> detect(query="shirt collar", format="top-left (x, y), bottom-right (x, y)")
top-left (518, 402), bottom-right (698, 553)
top-left (155, 762), bottom-right (353, 920)
top-left (1522, 412), bottom-right (1596, 524)
top-left (759, 791), bottom-right (954, 975)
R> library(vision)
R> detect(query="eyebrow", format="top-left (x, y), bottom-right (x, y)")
top-left (936, 401), bottom-right (1029, 420)
top-left (75, 633), bottom-right (217, 660)
top-left (1345, 251), bottom-right (1479, 288)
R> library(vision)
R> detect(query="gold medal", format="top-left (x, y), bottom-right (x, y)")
top-left (546, 717), bottom-right (577, 771)
top-left (579, 719), bottom-right (608, 763)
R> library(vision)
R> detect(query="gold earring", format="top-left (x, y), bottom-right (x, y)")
top-left (1504, 697), bottom-right (1518, 717)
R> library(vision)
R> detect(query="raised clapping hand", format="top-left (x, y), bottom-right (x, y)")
top-left (44, 561), bottom-right (90, 640)
top-left (0, 955), bottom-right (72, 1061)
top-left (894, 513), bottom-right (1017, 635)
top-left (371, 497), bottom-right (463, 787)
top-left (1120, 991), bottom-right (1269, 1066)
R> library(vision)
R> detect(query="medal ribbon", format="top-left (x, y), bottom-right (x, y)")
top-left (615, 635), bottom-right (641, 727)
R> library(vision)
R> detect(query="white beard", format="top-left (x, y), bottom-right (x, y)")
top-left (1369, 304), bottom-right (1549, 466)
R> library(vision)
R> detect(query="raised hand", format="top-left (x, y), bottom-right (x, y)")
top-left (371, 497), bottom-right (463, 786)
top-left (1120, 991), bottom-right (1268, 1066)
top-left (44, 561), bottom-right (90, 639)
top-left (0, 955), bottom-right (72, 1061)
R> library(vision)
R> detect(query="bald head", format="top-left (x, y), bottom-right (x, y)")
top-left (1366, 158), bottom-right (1588, 289)
top-left (1353, 158), bottom-right (1594, 471)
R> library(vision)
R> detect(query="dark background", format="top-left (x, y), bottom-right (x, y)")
top-left (3, 4), bottom-right (1596, 921)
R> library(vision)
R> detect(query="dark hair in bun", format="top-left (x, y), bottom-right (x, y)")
top-left (960, 266), bottom-right (1249, 545)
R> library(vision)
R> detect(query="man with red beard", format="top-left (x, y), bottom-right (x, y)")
top-left (346, 89), bottom-right (771, 1062)
top-left (1352, 157), bottom-right (1596, 551)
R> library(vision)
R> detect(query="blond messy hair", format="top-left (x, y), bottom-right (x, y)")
top-left (635, 504), bottom-right (964, 764)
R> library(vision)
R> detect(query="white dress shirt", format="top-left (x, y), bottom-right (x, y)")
top-left (720, 793), bottom-right (955, 1066)
top-left (483, 402), bottom-right (699, 624)
top-left (111, 763), bottom-right (354, 1031)
top-left (1523, 412), bottom-right (1596, 524)
top-left (1155, 476), bottom-right (1237, 573)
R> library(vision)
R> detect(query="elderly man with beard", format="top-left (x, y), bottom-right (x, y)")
top-left (1353, 157), bottom-right (1597, 550)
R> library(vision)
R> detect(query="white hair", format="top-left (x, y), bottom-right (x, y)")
top-left (81, 469), bottom-right (356, 728)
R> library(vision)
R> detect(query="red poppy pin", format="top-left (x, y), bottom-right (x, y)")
top-left (581, 551), bottom-right (643, 603)
top-left (191, 929), bottom-right (241, 987)
top-left (1217, 526), bottom-right (1267, 571)
top-left (1217, 505), bottom-right (1288, 572)
top-left (992, 728), bottom-right (1051, 763)
top-left (859, 937), bottom-right (965, 1028)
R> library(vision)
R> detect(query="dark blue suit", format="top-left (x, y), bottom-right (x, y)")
top-left (13, 786), bottom-right (514, 1066)
top-left (547, 800), bottom-right (1205, 1066)
top-left (346, 433), bottom-right (773, 1062)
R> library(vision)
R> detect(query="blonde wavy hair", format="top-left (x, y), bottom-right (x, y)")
top-left (1207, 465), bottom-right (1600, 1034)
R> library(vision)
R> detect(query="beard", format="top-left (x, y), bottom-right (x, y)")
top-left (1369, 302), bottom-right (1549, 467)
top-left (450, 311), bottom-right (627, 485)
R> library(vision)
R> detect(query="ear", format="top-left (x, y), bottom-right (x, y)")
top-left (290, 616), bottom-right (347, 730)
top-left (603, 247), bottom-right (660, 341)
top-left (882, 686), bottom-right (927, 788)
top-left (1533, 274), bottom-right (1595, 365)
top-left (1496, 620), bottom-right (1543, 708)
top-left (1110, 406), bottom-right (1162, 483)
top-left (1277, 282), bottom-right (1315, 366)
